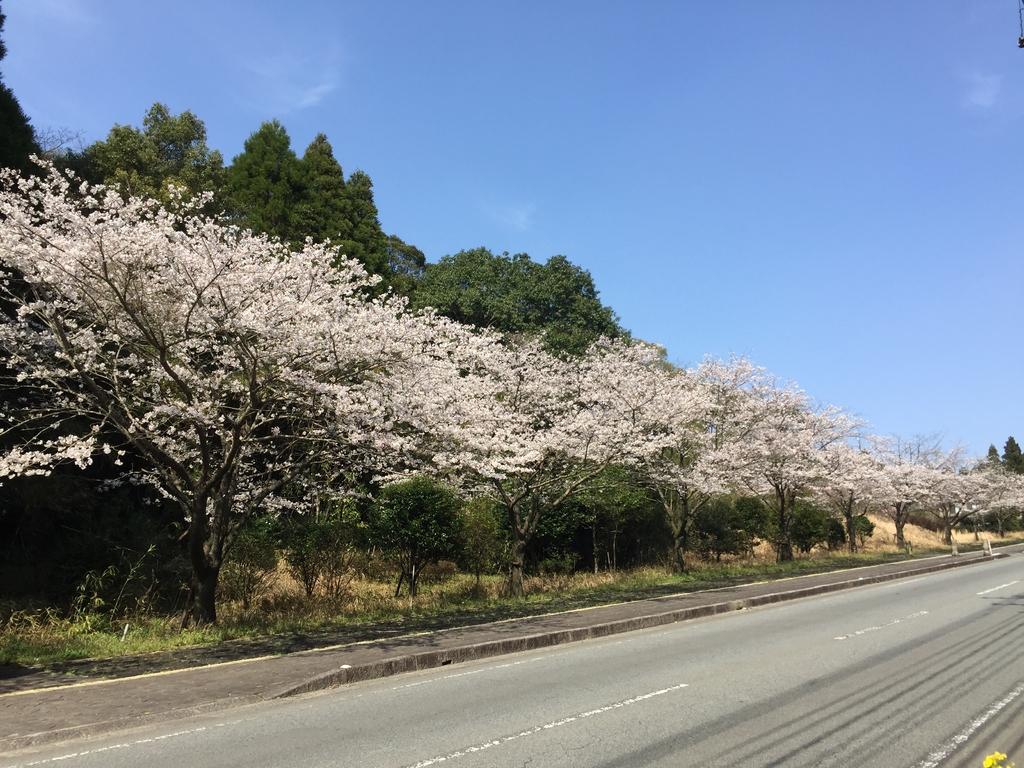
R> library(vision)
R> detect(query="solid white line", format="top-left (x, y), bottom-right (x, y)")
top-left (402, 682), bottom-right (689, 768)
top-left (833, 611), bottom-right (929, 641)
top-left (914, 682), bottom-right (1024, 768)
top-left (976, 580), bottom-right (1020, 596)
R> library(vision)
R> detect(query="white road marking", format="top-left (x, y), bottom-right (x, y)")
top-left (833, 611), bottom-right (929, 641)
top-left (402, 682), bottom-right (689, 768)
top-left (914, 681), bottom-right (1024, 768)
top-left (976, 580), bottom-right (1020, 596)
top-left (875, 576), bottom-right (927, 589)
top-left (389, 655), bottom-right (549, 691)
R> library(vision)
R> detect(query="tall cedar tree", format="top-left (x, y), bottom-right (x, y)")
top-left (0, 3), bottom-right (38, 172)
top-left (293, 133), bottom-right (350, 246)
top-left (339, 170), bottom-right (389, 278)
top-left (225, 120), bottom-right (302, 242)
top-left (1003, 436), bottom-right (1024, 474)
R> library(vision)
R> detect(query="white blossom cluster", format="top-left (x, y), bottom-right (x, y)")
top-left (0, 162), bottom-right (1019, 581)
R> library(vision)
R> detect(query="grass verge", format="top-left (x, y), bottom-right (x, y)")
top-left (0, 545), bottom-right (992, 669)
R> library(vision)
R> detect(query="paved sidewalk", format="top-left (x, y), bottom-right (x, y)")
top-left (2, 546), bottom-right (1019, 753)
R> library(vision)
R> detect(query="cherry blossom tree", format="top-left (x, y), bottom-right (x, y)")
top-left (0, 164), bottom-right (464, 623)
top-left (928, 456), bottom-right (996, 545)
top-left (433, 338), bottom-right (672, 595)
top-left (985, 468), bottom-right (1024, 537)
top-left (875, 436), bottom-right (944, 549)
top-left (640, 357), bottom-right (759, 571)
top-left (817, 441), bottom-right (886, 553)
top-left (732, 379), bottom-right (857, 562)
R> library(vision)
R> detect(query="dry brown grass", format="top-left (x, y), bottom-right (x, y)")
top-left (861, 514), bottom-right (1024, 551)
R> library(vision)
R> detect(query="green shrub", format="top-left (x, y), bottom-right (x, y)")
top-left (367, 477), bottom-right (463, 597)
top-left (459, 497), bottom-right (506, 590)
top-left (281, 503), bottom-right (362, 599)
top-left (220, 517), bottom-right (279, 610)
top-left (853, 514), bottom-right (875, 547)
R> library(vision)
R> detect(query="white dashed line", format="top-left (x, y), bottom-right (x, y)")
top-left (976, 580), bottom-right (1020, 596)
top-left (402, 682), bottom-right (689, 767)
top-left (914, 681), bottom-right (1024, 768)
top-left (389, 655), bottom-right (549, 691)
top-left (833, 611), bottom-right (929, 641)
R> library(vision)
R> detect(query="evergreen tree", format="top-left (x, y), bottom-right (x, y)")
top-left (225, 120), bottom-right (301, 242)
top-left (340, 169), bottom-right (389, 277)
top-left (0, 2), bottom-right (39, 172)
top-left (987, 444), bottom-right (1002, 467)
top-left (293, 133), bottom-right (350, 245)
top-left (1003, 436), bottom-right (1024, 474)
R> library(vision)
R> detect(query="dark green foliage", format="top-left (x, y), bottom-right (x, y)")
top-left (227, 128), bottom-right (412, 288)
top-left (790, 501), bottom-right (832, 554)
top-left (80, 103), bottom-right (224, 203)
top-left (1003, 436), bottom-right (1024, 474)
top-left (225, 120), bottom-right (301, 241)
top-left (733, 496), bottom-right (773, 542)
top-left (218, 517), bottom-right (279, 610)
top-left (0, 4), bottom-right (38, 172)
top-left (292, 133), bottom-right (349, 244)
top-left (383, 234), bottom-right (426, 296)
top-left (0, 84), bottom-right (36, 172)
top-left (694, 497), bottom-right (771, 561)
top-left (412, 248), bottom-right (623, 355)
top-left (576, 466), bottom-right (651, 571)
top-left (367, 477), bottom-right (463, 597)
top-left (694, 499), bottom-right (743, 561)
top-left (458, 497), bottom-right (506, 588)
top-left (280, 504), bottom-right (362, 598)
top-left (336, 169), bottom-right (389, 278)
top-left (986, 444), bottom-right (1002, 467)
top-left (824, 518), bottom-right (847, 551)
top-left (0, 459), bottom-right (184, 608)
top-left (853, 514), bottom-right (875, 547)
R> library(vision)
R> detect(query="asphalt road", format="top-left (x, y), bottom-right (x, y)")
top-left (4, 553), bottom-right (1023, 768)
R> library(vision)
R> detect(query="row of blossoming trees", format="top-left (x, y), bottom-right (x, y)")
top-left (1, 166), bottom-right (1021, 623)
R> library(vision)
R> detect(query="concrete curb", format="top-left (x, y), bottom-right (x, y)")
top-left (272, 551), bottom-right (1008, 698)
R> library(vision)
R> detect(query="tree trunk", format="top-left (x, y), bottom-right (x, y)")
top-left (844, 499), bottom-right (857, 554)
top-left (592, 523), bottom-right (599, 574)
top-left (184, 497), bottom-right (222, 626)
top-left (409, 562), bottom-right (419, 597)
top-left (194, 565), bottom-right (219, 625)
top-left (506, 537), bottom-right (527, 597)
top-left (894, 517), bottom-right (907, 549)
top-left (775, 488), bottom-right (793, 562)
top-left (942, 522), bottom-right (953, 546)
top-left (667, 495), bottom-right (690, 573)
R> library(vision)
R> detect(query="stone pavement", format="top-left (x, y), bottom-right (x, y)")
top-left (2, 545), bottom-right (1020, 753)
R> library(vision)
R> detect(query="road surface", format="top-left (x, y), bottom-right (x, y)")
top-left (4, 552), bottom-right (1022, 768)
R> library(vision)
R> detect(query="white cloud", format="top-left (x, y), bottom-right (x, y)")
top-left (482, 202), bottom-right (536, 232)
top-left (962, 72), bottom-right (1001, 109)
top-left (241, 48), bottom-right (341, 114)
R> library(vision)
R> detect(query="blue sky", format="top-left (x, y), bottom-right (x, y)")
top-left (5, 0), bottom-right (1022, 455)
